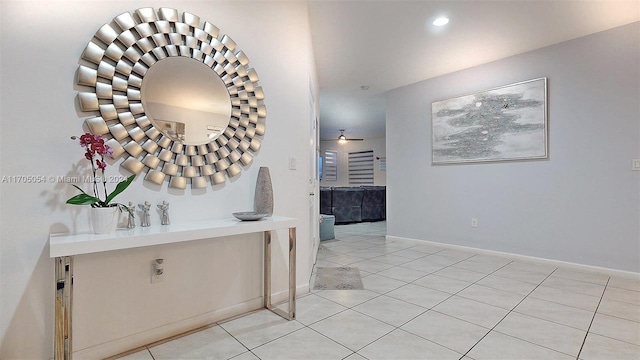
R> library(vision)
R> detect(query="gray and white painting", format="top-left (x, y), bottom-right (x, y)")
top-left (432, 78), bottom-right (547, 164)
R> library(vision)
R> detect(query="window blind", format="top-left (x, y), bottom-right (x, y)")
top-left (323, 150), bottom-right (337, 181)
top-left (348, 150), bottom-right (374, 185)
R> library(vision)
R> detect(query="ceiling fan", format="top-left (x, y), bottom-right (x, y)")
top-left (321, 129), bottom-right (364, 143)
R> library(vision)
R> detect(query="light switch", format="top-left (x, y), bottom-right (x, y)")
top-left (289, 156), bottom-right (297, 170)
top-left (633, 159), bottom-right (640, 171)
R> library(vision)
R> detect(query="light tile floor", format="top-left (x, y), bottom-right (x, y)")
top-left (118, 221), bottom-right (640, 360)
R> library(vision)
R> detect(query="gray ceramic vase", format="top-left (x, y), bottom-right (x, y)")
top-left (254, 167), bottom-right (273, 216)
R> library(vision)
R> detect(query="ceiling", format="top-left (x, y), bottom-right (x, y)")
top-left (307, 0), bottom-right (640, 141)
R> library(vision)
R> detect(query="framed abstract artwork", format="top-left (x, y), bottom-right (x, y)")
top-left (431, 78), bottom-right (547, 164)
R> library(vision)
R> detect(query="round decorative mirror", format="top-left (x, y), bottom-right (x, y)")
top-left (76, 7), bottom-right (266, 189)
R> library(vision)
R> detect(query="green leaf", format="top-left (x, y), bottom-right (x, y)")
top-left (71, 184), bottom-right (89, 195)
top-left (66, 193), bottom-right (100, 205)
top-left (104, 175), bottom-right (135, 205)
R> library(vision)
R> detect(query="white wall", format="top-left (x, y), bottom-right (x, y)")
top-left (0, 1), bottom-right (315, 358)
top-left (387, 23), bottom-right (640, 273)
top-left (320, 137), bottom-right (386, 187)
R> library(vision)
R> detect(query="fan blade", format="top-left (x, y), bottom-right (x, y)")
top-left (321, 130), bottom-right (364, 142)
top-left (320, 138), bottom-right (364, 142)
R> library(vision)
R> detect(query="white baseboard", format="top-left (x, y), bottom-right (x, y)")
top-left (73, 282), bottom-right (310, 359)
top-left (386, 235), bottom-right (640, 279)
top-left (271, 283), bottom-right (311, 304)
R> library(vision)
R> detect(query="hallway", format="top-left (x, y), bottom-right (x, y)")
top-left (116, 221), bottom-right (639, 359)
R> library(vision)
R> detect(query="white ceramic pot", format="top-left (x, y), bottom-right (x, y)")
top-left (90, 206), bottom-right (119, 234)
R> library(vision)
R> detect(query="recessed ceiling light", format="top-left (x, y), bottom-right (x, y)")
top-left (433, 17), bottom-right (449, 27)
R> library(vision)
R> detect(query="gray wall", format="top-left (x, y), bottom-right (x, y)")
top-left (320, 137), bottom-right (387, 187)
top-left (386, 23), bottom-right (640, 272)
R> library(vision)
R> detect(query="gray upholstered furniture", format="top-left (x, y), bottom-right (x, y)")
top-left (361, 186), bottom-right (386, 222)
top-left (331, 187), bottom-right (364, 223)
top-left (320, 186), bottom-right (333, 215)
top-left (320, 186), bottom-right (386, 224)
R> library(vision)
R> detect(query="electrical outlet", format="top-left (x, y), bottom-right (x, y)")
top-left (633, 159), bottom-right (640, 171)
top-left (471, 218), bottom-right (478, 228)
top-left (289, 156), bottom-right (297, 170)
top-left (151, 258), bottom-right (164, 284)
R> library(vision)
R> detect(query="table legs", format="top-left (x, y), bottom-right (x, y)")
top-left (55, 256), bottom-right (73, 360)
top-left (263, 227), bottom-right (296, 320)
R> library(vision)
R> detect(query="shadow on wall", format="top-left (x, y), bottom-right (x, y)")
top-left (1, 245), bottom-right (53, 358)
top-left (40, 161), bottom-right (92, 232)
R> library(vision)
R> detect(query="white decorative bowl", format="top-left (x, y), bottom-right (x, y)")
top-left (232, 211), bottom-right (268, 221)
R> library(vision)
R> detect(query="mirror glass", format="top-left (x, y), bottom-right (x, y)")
top-left (141, 57), bottom-right (231, 145)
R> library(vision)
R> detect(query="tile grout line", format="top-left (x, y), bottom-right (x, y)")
top-left (349, 254), bottom-right (515, 358)
top-left (459, 267), bottom-right (562, 359)
top-left (316, 244), bottom-right (456, 355)
top-left (217, 321), bottom-right (256, 359)
top-left (309, 262), bottom-right (395, 355)
top-left (303, 315), bottom-right (374, 359)
top-left (330, 224), bottom-right (444, 359)
top-left (396, 256), bottom-right (518, 358)
top-left (575, 277), bottom-right (610, 360)
top-left (311, 240), bottom-right (464, 357)
top-left (145, 346), bottom-right (155, 360)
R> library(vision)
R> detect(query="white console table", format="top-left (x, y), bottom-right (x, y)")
top-left (49, 216), bottom-right (297, 360)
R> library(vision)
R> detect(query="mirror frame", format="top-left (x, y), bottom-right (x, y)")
top-left (76, 7), bottom-right (266, 189)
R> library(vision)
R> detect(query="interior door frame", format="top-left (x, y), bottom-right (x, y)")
top-left (308, 78), bottom-right (320, 275)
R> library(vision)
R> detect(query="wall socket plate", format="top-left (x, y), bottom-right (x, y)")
top-left (471, 218), bottom-right (478, 228)
top-left (151, 259), bottom-right (164, 284)
top-left (633, 159), bottom-right (640, 171)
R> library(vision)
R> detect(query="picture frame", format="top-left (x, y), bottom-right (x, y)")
top-left (431, 77), bottom-right (548, 165)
